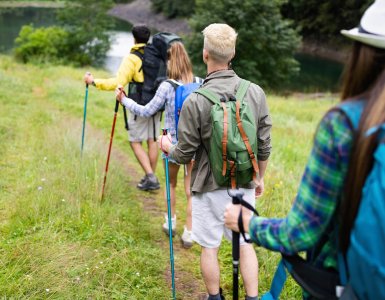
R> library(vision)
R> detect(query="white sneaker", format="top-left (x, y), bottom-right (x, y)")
top-left (181, 226), bottom-right (193, 248)
top-left (162, 214), bottom-right (176, 236)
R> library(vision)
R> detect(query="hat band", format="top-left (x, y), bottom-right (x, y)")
top-left (359, 24), bottom-right (383, 37)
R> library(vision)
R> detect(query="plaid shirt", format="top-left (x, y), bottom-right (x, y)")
top-left (250, 109), bottom-right (354, 270)
top-left (122, 80), bottom-right (178, 143)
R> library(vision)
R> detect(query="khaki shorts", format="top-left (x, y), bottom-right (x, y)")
top-left (192, 188), bottom-right (255, 248)
top-left (127, 111), bottom-right (161, 142)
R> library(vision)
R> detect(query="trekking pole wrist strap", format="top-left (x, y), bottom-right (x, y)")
top-left (237, 199), bottom-right (259, 243)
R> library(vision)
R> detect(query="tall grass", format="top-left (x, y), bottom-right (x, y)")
top-left (0, 55), bottom-right (338, 299)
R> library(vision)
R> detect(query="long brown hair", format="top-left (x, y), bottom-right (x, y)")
top-left (339, 42), bottom-right (385, 253)
top-left (167, 41), bottom-right (194, 84)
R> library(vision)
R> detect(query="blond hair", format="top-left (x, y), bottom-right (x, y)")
top-left (167, 42), bottom-right (194, 84)
top-left (202, 23), bottom-right (237, 63)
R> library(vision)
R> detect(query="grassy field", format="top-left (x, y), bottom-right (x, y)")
top-left (0, 55), bottom-right (338, 299)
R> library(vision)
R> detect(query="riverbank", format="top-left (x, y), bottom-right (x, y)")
top-left (0, 1), bottom-right (64, 8)
top-left (108, 0), bottom-right (190, 36)
top-left (299, 39), bottom-right (349, 64)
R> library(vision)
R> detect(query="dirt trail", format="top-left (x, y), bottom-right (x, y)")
top-left (92, 130), bottom-right (206, 299)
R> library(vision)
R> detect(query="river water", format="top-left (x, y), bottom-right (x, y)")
top-left (0, 6), bottom-right (133, 74)
top-left (0, 6), bottom-right (343, 92)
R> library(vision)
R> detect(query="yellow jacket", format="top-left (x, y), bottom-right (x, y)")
top-left (94, 43), bottom-right (145, 91)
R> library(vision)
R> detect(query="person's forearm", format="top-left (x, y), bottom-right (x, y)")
top-left (258, 159), bottom-right (268, 178)
top-left (121, 97), bottom-right (156, 117)
top-left (94, 78), bottom-right (120, 91)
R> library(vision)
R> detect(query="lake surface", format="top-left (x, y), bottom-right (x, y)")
top-left (0, 6), bottom-right (344, 92)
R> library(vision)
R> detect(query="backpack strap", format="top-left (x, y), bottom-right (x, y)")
top-left (235, 100), bottom-right (259, 174)
top-left (234, 80), bottom-right (259, 181)
top-left (194, 88), bottom-right (221, 104)
top-left (235, 79), bottom-right (251, 104)
top-left (131, 49), bottom-right (144, 73)
top-left (336, 100), bottom-right (365, 130)
top-left (166, 79), bottom-right (181, 91)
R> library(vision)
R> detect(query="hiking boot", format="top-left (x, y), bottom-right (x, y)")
top-left (181, 226), bottom-right (193, 248)
top-left (137, 174), bottom-right (160, 191)
top-left (162, 214), bottom-right (176, 236)
top-left (137, 175), bottom-right (147, 187)
top-left (207, 288), bottom-right (225, 300)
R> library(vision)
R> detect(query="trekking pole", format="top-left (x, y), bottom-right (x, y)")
top-left (101, 100), bottom-right (120, 201)
top-left (230, 190), bottom-right (244, 300)
top-left (81, 83), bottom-right (89, 154)
top-left (123, 106), bottom-right (129, 130)
top-left (162, 128), bottom-right (176, 300)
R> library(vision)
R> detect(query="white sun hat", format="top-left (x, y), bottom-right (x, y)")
top-left (341, 0), bottom-right (385, 49)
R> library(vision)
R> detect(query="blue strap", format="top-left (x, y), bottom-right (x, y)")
top-left (337, 100), bottom-right (365, 130)
top-left (261, 260), bottom-right (287, 300)
top-left (338, 252), bottom-right (348, 286)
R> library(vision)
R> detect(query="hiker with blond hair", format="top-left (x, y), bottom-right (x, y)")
top-left (160, 23), bottom-right (272, 299)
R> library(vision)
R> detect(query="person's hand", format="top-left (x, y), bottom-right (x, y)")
top-left (255, 177), bottom-right (264, 198)
top-left (224, 203), bottom-right (252, 233)
top-left (115, 85), bottom-right (126, 103)
top-left (158, 133), bottom-right (173, 154)
top-left (84, 72), bottom-right (94, 85)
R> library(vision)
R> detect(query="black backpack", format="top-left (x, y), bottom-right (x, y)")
top-left (128, 32), bottom-right (182, 106)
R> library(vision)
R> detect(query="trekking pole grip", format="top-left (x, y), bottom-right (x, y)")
top-left (230, 190), bottom-right (243, 205)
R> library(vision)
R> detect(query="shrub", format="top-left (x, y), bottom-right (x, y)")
top-left (14, 0), bottom-right (115, 66)
top-left (14, 25), bottom-right (69, 64)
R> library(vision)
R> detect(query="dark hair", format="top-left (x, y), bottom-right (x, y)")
top-left (132, 25), bottom-right (150, 44)
top-left (339, 42), bottom-right (385, 252)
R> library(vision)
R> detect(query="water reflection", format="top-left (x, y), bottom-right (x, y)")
top-left (0, 7), bottom-right (57, 53)
top-left (105, 31), bottom-right (134, 74)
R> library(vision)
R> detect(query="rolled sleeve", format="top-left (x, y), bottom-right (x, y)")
top-left (257, 90), bottom-right (272, 161)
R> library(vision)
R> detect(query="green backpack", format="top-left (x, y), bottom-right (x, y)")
top-left (195, 79), bottom-right (259, 188)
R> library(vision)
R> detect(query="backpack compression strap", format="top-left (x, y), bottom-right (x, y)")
top-left (195, 89), bottom-right (230, 179)
top-left (234, 80), bottom-right (259, 181)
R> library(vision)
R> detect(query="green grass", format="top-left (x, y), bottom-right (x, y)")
top-left (0, 55), bottom-right (339, 299)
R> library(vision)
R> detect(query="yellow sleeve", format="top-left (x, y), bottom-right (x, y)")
top-left (94, 54), bottom-right (142, 91)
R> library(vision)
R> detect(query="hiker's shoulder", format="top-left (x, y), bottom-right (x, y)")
top-left (243, 79), bottom-right (265, 98)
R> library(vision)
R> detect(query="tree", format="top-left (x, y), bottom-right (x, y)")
top-left (151, 0), bottom-right (195, 18)
top-left (57, 0), bottom-right (115, 66)
top-left (282, 0), bottom-right (373, 44)
top-left (186, 0), bottom-right (300, 89)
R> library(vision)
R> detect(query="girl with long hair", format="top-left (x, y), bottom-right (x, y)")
top-left (116, 41), bottom-right (199, 248)
top-left (224, 0), bottom-right (385, 298)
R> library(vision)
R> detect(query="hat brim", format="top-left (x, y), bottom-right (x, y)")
top-left (341, 28), bottom-right (385, 49)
